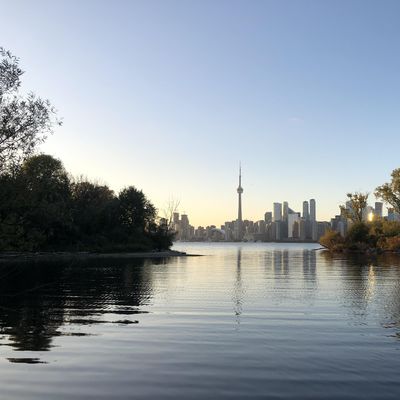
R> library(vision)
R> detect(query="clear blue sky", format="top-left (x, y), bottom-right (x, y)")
top-left (1, 0), bottom-right (399, 226)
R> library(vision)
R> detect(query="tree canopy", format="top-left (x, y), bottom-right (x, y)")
top-left (375, 168), bottom-right (400, 215)
top-left (339, 192), bottom-right (369, 223)
top-left (0, 48), bottom-right (174, 252)
top-left (0, 155), bottom-right (174, 252)
top-left (0, 47), bottom-right (60, 173)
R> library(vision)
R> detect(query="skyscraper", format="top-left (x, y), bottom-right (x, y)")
top-left (283, 202), bottom-right (289, 221)
top-left (273, 203), bottom-right (282, 222)
top-left (264, 212), bottom-right (272, 224)
top-left (288, 213), bottom-right (301, 238)
top-left (310, 199), bottom-right (316, 221)
top-left (236, 164), bottom-right (244, 240)
top-left (374, 202), bottom-right (383, 218)
top-left (302, 201), bottom-right (309, 220)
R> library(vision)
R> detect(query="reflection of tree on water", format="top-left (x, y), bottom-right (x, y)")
top-left (0, 257), bottom-right (157, 352)
top-left (321, 252), bottom-right (400, 332)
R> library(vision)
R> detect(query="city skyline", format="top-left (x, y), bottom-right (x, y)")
top-left (168, 164), bottom-right (391, 227)
top-left (1, 1), bottom-right (400, 227)
top-left (168, 163), bottom-right (395, 240)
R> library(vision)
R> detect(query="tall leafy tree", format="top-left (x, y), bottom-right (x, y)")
top-left (18, 154), bottom-right (72, 250)
top-left (0, 47), bottom-right (60, 174)
top-left (71, 179), bottom-right (118, 243)
top-left (118, 186), bottom-right (156, 234)
top-left (375, 168), bottom-right (400, 215)
top-left (340, 192), bottom-right (369, 223)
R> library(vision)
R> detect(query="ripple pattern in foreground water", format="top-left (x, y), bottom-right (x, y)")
top-left (1, 242), bottom-right (400, 399)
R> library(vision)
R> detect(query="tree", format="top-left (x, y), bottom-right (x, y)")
top-left (162, 196), bottom-right (180, 229)
top-left (147, 221), bottom-right (175, 251)
top-left (340, 192), bottom-right (369, 223)
top-left (71, 179), bottom-right (118, 244)
top-left (346, 222), bottom-right (370, 244)
top-left (0, 47), bottom-right (60, 174)
top-left (118, 186), bottom-right (157, 234)
top-left (375, 168), bottom-right (400, 215)
top-left (17, 154), bottom-right (72, 250)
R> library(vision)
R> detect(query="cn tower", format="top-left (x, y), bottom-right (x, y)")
top-left (237, 164), bottom-right (243, 240)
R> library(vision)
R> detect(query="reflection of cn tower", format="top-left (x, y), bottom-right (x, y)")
top-left (233, 248), bottom-right (243, 326)
top-left (236, 164), bottom-right (244, 241)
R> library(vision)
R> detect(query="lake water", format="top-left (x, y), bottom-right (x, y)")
top-left (1, 242), bottom-right (400, 399)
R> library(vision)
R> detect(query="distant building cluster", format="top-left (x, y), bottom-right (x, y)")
top-left (223, 198), bottom-right (328, 242)
top-left (171, 199), bottom-right (328, 243)
top-left (171, 212), bottom-right (194, 241)
top-left (170, 167), bottom-right (400, 243)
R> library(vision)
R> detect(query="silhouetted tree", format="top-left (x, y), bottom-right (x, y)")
top-left (71, 179), bottom-right (118, 247)
top-left (118, 186), bottom-right (156, 234)
top-left (148, 220), bottom-right (175, 251)
top-left (0, 154), bottom-right (173, 252)
top-left (17, 154), bottom-right (72, 250)
top-left (0, 47), bottom-right (60, 174)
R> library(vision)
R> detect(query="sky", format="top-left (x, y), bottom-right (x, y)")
top-left (1, 0), bottom-right (400, 227)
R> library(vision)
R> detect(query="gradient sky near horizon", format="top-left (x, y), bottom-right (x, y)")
top-left (1, 0), bottom-right (400, 227)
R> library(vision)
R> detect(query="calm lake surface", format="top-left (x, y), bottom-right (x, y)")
top-left (1, 242), bottom-right (400, 399)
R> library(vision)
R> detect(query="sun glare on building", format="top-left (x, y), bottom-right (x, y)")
top-left (368, 212), bottom-right (374, 222)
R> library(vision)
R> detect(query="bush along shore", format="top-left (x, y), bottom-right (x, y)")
top-left (320, 220), bottom-right (400, 254)
top-left (320, 169), bottom-right (400, 254)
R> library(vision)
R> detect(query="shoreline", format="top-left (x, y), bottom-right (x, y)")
top-left (0, 250), bottom-right (199, 262)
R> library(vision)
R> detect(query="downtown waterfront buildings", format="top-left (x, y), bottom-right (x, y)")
top-left (171, 168), bottom-right (400, 243)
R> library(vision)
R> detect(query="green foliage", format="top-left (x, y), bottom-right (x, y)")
top-left (118, 186), bottom-right (156, 234)
top-left (0, 48), bottom-right (60, 174)
top-left (0, 48), bottom-right (171, 253)
top-left (320, 218), bottom-right (400, 253)
top-left (339, 192), bottom-right (369, 223)
top-left (0, 155), bottom-right (72, 250)
top-left (375, 168), bottom-right (400, 215)
top-left (319, 229), bottom-right (345, 252)
top-left (147, 221), bottom-right (175, 251)
top-left (0, 155), bottom-right (172, 252)
top-left (378, 236), bottom-right (400, 252)
top-left (346, 222), bottom-right (370, 244)
top-left (71, 179), bottom-right (118, 242)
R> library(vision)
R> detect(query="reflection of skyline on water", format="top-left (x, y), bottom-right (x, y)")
top-left (1, 246), bottom-right (400, 359)
top-left (2, 244), bottom-right (400, 399)
top-left (233, 248), bottom-right (243, 326)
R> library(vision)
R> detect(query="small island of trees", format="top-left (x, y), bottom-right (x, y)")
top-left (0, 47), bottom-right (174, 253)
top-left (320, 170), bottom-right (400, 254)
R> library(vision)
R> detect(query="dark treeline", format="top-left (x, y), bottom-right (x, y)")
top-left (0, 47), bottom-right (173, 252)
top-left (0, 154), bottom-right (173, 252)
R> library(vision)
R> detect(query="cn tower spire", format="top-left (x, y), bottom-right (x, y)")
top-left (237, 162), bottom-right (243, 240)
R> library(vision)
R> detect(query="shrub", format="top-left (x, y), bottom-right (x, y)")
top-left (319, 229), bottom-right (345, 251)
top-left (378, 236), bottom-right (400, 252)
top-left (345, 222), bottom-right (370, 244)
